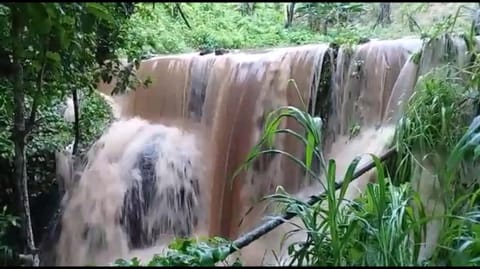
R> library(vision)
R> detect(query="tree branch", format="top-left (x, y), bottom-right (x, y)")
top-left (26, 46), bottom-right (47, 135)
top-left (175, 3), bottom-right (191, 29)
top-left (407, 14), bottom-right (422, 33)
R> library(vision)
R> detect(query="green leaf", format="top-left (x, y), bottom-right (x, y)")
top-left (86, 3), bottom-right (114, 23)
top-left (0, 4), bottom-right (8, 16)
top-left (80, 13), bottom-right (96, 33)
top-left (113, 258), bottom-right (131, 266)
top-left (25, 3), bottom-right (53, 35)
top-left (46, 51), bottom-right (61, 63)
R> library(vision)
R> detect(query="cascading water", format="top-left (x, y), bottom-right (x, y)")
top-left (54, 118), bottom-right (211, 266)
top-left (97, 45), bottom-right (333, 240)
top-left (46, 34), bottom-right (475, 266)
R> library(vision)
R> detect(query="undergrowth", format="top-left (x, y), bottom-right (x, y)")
top-left (122, 3), bottom-right (476, 56)
top-left (394, 66), bottom-right (474, 186)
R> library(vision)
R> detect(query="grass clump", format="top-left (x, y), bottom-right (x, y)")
top-left (396, 66), bottom-right (473, 160)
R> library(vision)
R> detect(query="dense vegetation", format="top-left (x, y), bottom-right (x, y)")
top-left (0, 2), bottom-right (479, 266)
top-left (123, 3), bottom-right (475, 53)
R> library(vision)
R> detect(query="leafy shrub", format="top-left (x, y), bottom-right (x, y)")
top-left (114, 237), bottom-right (239, 266)
top-left (123, 3), bottom-right (333, 54)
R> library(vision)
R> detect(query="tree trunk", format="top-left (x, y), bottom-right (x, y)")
top-left (321, 20), bottom-right (328, 35)
top-left (10, 6), bottom-right (39, 266)
top-left (285, 2), bottom-right (295, 28)
top-left (375, 3), bottom-right (392, 28)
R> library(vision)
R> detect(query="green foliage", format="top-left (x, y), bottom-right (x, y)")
top-left (114, 237), bottom-right (239, 266)
top-left (0, 82), bottom-right (13, 160)
top-left (235, 106), bottom-right (324, 183)
top-left (0, 2), bottom-right (136, 260)
top-left (327, 25), bottom-right (363, 47)
top-left (28, 101), bottom-right (71, 158)
top-left (0, 206), bottom-right (18, 259)
top-left (295, 3), bottom-right (366, 32)
top-left (240, 103), bottom-right (480, 266)
top-left (122, 3), bottom-right (333, 54)
top-left (77, 92), bottom-right (113, 150)
top-left (392, 53), bottom-right (479, 193)
top-left (272, 162), bottom-right (426, 266)
top-left (284, 114), bottom-right (480, 266)
top-left (237, 105), bottom-right (422, 266)
top-left (430, 115), bottom-right (480, 266)
top-left (397, 67), bottom-right (471, 157)
top-left (121, 3), bottom-right (479, 56)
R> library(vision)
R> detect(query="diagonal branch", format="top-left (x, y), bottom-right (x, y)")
top-left (175, 3), bottom-right (191, 29)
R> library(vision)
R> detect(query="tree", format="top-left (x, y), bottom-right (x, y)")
top-left (0, 3), bottom-right (142, 265)
top-left (285, 3), bottom-right (296, 28)
top-left (296, 3), bottom-right (364, 34)
top-left (239, 3), bottom-right (256, 16)
top-left (374, 3), bottom-right (392, 29)
top-left (8, 5), bottom-right (37, 265)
